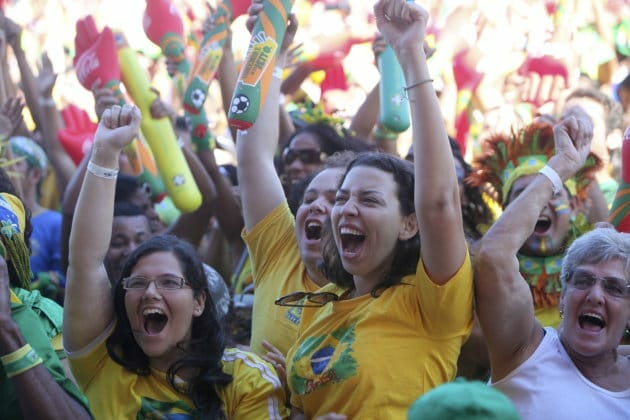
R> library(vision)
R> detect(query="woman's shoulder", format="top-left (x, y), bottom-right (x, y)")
top-left (221, 347), bottom-right (276, 376)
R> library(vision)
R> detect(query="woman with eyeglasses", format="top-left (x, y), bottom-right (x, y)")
top-left (64, 104), bottom-right (288, 419)
top-left (278, 1), bottom-right (474, 417)
top-left (474, 113), bottom-right (630, 417)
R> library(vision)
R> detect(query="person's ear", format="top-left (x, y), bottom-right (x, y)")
top-left (193, 291), bottom-right (206, 318)
top-left (399, 213), bottom-right (418, 241)
top-left (28, 166), bottom-right (43, 183)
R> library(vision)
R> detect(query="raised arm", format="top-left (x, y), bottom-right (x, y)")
top-left (475, 115), bottom-right (593, 381)
top-left (64, 104), bottom-right (141, 352)
top-left (37, 52), bottom-right (77, 193)
top-left (375, 0), bottom-right (465, 283)
top-left (237, 1), bottom-right (298, 232)
top-left (0, 259), bottom-right (90, 418)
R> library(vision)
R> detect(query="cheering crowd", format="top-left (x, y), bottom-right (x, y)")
top-left (0, 0), bottom-right (629, 418)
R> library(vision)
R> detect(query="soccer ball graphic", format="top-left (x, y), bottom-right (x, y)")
top-left (231, 95), bottom-right (250, 114)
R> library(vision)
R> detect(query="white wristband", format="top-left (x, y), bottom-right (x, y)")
top-left (87, 160), bottom-right (119, 180)
top-left (538, 165), bottom-right (563, 196)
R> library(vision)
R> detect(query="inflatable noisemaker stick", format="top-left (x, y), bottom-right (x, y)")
top-left (227, 0), bottom-right (294, 130)
top-left (74, 16), bottom-right (125, 103)
top-left (73, 16), bottom-right (142, 174)
top-left (180, 2), bottom-right (235, 152)
top-left (73, 16), bottom-right (163, 195)
top-left (225, 0), bottom-right (252, 21)
top-left (144, 0), bottom-right (225, 152)
top-left (608, 126), bottom-right (630, 233)
top-left (57, 104), bottom-right (98, 165)
top-left (114, 31), bottom-right (202, 213)
top-left (143, 0), bottom-right (191, 97)
top-left (378, 44), bottom-right (410, 133)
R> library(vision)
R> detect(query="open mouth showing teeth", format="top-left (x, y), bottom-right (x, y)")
top-left (305, 222), bottom-right (322, 240)
top-left (578, 313), bottom-right (605, 331)
top-left (143, 309), bottom-right (168, 335)
top-left (534, 217), bottom-right (551, 233)
top-left (340, 227), bottom-right (365, 252)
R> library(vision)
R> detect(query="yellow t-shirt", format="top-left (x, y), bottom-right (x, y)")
top-left (243, 202), bottom-right (322, 356)
top-left (287, 252), bottom-right (474, 418)
top-left (68, 329), bottom-right (289, 419)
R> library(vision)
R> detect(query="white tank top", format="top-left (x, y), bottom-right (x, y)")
top-left (491, 327), bottom-right (630, 419)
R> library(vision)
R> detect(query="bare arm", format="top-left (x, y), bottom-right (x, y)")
top-left (64, 105), bottom-right (141, 352)
top-left (376, 0), bottom-right (465, 283)
top-left (217, 28), bottom-right (239, 143)
top-left (237, 1), bottom-right (298, 232)
top-left (349, 82), bottom-right (380, 141)
top-left (3, 15), bottom-right (42, 131)
top-left (0, 258), bottom-right (90, 418)
top-left (37, 52), bottom-right (76, 193)
top-left (475, 116), bottom-right (594, 381)
top-left (59, 154), bottom-right (89, 274)
top-left (195, 147), bottom-right (244, 243)
top-left (167, 144), bottom-right (216, 247)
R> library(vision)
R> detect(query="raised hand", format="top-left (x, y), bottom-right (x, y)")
top-left (149, 89), bottom-right (175, 121)
top-left (246, 0), bottom-right (297, 61)
top-left (373, 0), bottom-right (428, 54)
top-left (1, 14), bottom-right (22, 51)
top-left (36, 52), bottom-right (57, 99)
top-left (550, 115), bottom-right (593, 181)
top-left (93, 104), bottom-right (141, 154)
top-left (0, 97), bottom-right (24, 136)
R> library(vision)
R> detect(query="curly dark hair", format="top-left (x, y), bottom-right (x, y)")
top-left (318, 152), bottom-right (420, 293)
top-left (106, 235), bottom-right (232, 419)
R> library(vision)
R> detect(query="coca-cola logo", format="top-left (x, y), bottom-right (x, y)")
top-left (75, 51), bottom-right (100, 85)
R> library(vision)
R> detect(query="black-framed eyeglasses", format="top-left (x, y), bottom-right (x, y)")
top-left (282, 148), bottom-right (327, 166)
top-left (568, 269), bottom-right (630, 299)
top-left (123, 275), bottom-right (189, 291)
top-left (274, 291), bottom-right (339, 307)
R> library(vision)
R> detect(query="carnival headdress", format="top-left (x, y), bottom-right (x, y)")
top-left (468, 122), bottom-right (602, 205)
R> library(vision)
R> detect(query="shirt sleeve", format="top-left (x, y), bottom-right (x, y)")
top-left (221, 349), bottom-right (289, 419)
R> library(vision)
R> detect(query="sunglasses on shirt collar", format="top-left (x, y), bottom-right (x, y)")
top-left (274, 291), bottom-right (340, 307)
top-left (282, 148), bottom-right (328, 166)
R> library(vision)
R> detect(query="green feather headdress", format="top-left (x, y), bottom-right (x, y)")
top-left (289, 99), bottom-right (347, 137)
top-left (468, 122), bottom-right (602, 205)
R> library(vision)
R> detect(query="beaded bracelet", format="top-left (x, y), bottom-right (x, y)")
top-left (1, 344), bottom-right (43, 378)
top-left (87, 160), bottom-right (119, 180)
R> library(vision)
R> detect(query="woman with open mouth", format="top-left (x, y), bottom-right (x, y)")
top-left (281, 1), bottom-right (474, 417)
top-left (64, 104), bottom-right (288, 419)
top-left (475, 114), bottom-right (630, 418)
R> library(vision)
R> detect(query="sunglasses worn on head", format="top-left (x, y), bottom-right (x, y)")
top-left (274, 291), bottom-right (340, 307)
top-left (569, 269), bottom-right (630, 298)
top-left (282, 148), bottom-right (327, 166)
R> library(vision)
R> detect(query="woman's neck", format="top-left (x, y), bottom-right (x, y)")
top-left (561, 336), bottom-right (630, 391)
top-left (305, 264), bottom-right (328, 287)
